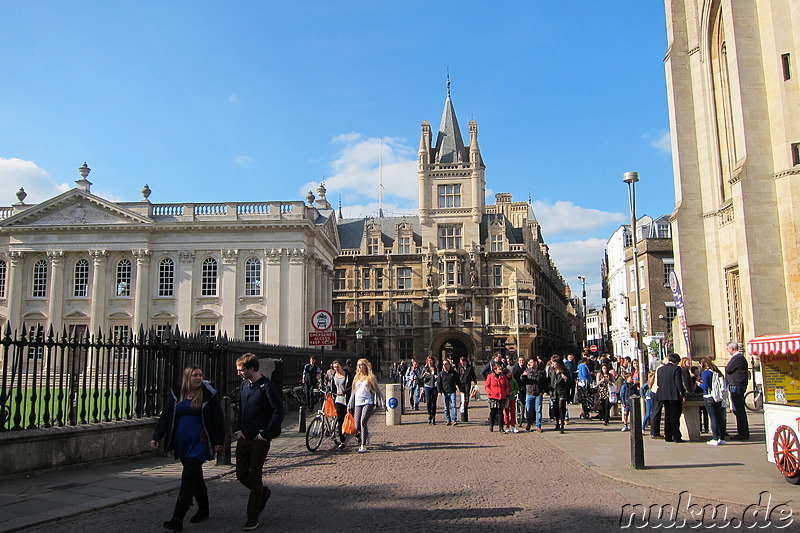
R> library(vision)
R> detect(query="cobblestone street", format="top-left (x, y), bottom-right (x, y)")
top-left (22, 404), bottom-right (756, 533)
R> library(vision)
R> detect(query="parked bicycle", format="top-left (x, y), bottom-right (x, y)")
top-left (744, 356), bottom-right (764, 412)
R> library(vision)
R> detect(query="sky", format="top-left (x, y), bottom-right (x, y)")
top-left (0, 1), bottom-right (674, 307)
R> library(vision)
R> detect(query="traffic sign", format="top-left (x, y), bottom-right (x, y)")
top-left (311, 309), bottom-right (333, 331)
top-left (590, 344), bottom-right (598, 353)
top-left (309, 331), bottom-right (336, 346)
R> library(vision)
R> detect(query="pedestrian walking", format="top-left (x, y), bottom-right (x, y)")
top-left (485, 362), bottom-right (510, 433)
top-left (234, 353), bottom-right (285, 531)
top-left (405, 359), bottom-right (423, 410)
top-left (151, 366), bottom-right (224, 531)
top-left (595, 364), bottom-right (616, 426)
top-left (421, 356), bottom-right (440, 424)
top-left (437, 359), bottom-right (462, 425)
top-left (502, 368), bottom-right (520, 432)
top-left (348, 358), bottom-right (383, 452)
top-left (302, 355), bottom-right (322, 410)
top-left (327, 359), bottom-right (353, 449)
top-left (519, 358), bottom-right (548, 432)
top-left (576, 357), bottom-right (594, 419)
top-left (549, 356), bottom-right (571, 433)
top-left (457, 355), bottom-right (477, 414)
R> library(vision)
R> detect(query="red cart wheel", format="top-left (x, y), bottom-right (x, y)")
top-left (773, 425), bottom-right (800, 483)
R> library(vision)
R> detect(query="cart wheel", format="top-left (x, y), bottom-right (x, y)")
top-left (772, 425), bottom-right (800, 480)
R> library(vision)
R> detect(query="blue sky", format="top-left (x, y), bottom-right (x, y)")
top-left (0, 1), bottom-right (673, 307)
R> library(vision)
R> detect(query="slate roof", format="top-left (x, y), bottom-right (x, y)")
top-left (433, 96), bottom-right (468, 164)
top-left (338, 216), bottom-right (423, 250)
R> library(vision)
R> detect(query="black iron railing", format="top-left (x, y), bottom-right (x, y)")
top-left (0, 323), bottom-right (354, 432)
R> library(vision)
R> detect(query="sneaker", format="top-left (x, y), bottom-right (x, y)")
top-left (337, 443), bottom-right (345, 450)
top-left (621, 426), bottom-right (629, 432)
top-left (446, 421), bottom-right (452, 426)
top-left (259, 485), bottom-right (271, 512)
top-left (535, 427), bottom-right (543, 432)
top-left (452, 421), bottom-right (458, 426)
top-left (706, 439), bottom-right (719, 446)
top-left (243, 516), bottom-right (259, 531)
top-left (717, 440), bottom-right (727, 445)
top-left (358, 445), bottom-right (367, 453)
top-left (511, 427), bottom-right (520, 433)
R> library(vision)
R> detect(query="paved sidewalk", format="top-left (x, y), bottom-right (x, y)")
top-left (0, 402), bottom-right (797, 532)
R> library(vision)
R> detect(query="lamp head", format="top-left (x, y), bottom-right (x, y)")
top-left (623, 171), bottom-right (639, 184)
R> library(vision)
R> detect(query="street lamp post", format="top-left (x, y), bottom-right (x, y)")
top-left (355, 328), bottom-right (363, 356)
top-left (624, 170), bottom-right (646, 469)
top-left (578, 275), bottom-right (587, 350)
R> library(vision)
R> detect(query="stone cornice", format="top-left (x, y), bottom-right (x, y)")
top-left (774, 168), bottom-right (800, 179)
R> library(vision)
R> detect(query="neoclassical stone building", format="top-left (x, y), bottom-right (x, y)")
top-left (332, 94), bottom-right (573, 363)
top-left (664, 0), bottom-right (800, 359)
top-left (0, 164), bottom-right (340, 348)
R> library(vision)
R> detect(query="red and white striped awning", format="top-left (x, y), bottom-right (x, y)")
top-left (748, 334), bottom-right (800, 356)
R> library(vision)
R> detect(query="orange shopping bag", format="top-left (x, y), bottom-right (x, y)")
top-left (322, 393), bottom-right (337, 417)
top-left (342, 411), bottom-right (357, 435)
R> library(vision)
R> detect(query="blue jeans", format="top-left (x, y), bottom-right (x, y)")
top-left (703, 396), bottom-right (725, 441)
top-left (525, 394), bottom-right (543, 428)
top-left (442, 392), bottom-right (457, 423)
top-left (408, 384), bottom-right (420, 408)
top-left (641, 398), bottom-right (652, 431)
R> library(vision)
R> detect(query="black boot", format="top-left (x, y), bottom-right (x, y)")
top-left (190, 492), bottom-right (209, 523)
top-left (163, 499), bottom-right (192, 531)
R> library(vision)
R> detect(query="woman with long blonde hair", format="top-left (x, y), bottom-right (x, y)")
top-left (151, 366), bottom-right (224, 530)
top-left (348, 358), bottom-right (383, 453)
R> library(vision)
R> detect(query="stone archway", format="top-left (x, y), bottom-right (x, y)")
top-left (430, 331), bottom-right (477, 363)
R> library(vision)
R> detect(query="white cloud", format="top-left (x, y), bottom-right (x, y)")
top-left (305, 134), bottom-right (418, 208)
top-left (532, 200), bottom-right (626, 239)
top-left (547, 238), bottom-right (608, 306)
top-left (0, 158), bottom-right (69, 205)
top-left (651, 131), bottom-right (672, 153)
top-left (228, 94), bottom-right (240, 104)
top-left (234, 155), bottom-right (254, 164)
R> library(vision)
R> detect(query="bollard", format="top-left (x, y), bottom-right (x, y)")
top-left (629, 394), bottom-right (645, 469)
top-left (385, 384), bottom-right (401, 426)
top-left (299, 406), bottom-right (306, 433)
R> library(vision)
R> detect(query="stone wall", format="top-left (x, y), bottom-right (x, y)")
top-left (0, 418), bottom-right (157, 478)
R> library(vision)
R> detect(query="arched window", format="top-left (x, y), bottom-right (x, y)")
top-left (116, 259), bottom-right (132, 296)
top-left (32, 259), bottom-right (48, 298)
top-left (710, 5), bottom-right (736, 202)
top-left (201, 258), bottom-right (218, 296)
top-left (159, 258), bottom-right (175, 297)
top-left (74, 259), bottom-right (89, 297)
top-left (0, 260), bottom-right (6, 298)
top-left (244, 257), bottom-right (262, 296)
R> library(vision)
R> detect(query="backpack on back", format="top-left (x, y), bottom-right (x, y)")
top-left (710, 371), bottom-right (728, 404)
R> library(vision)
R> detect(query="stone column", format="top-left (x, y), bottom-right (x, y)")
top-left (221, 249), bottom-right (239, 338)
top-left (89, 250), bottom-right (107, 336)
top-left (132, 249), bottom-right (151, 336)
top-left (177, 252), bottom-right (195, 333)
top-left (264, 249), bottom-right (283, 344)
top-left (47, 250), bottom-right (65, 334)
top-left (287, 249), bottom-right (307, 346)
top-left (7, 251), bottom-right (25, 330)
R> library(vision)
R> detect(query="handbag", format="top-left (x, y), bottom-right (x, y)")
top-left (609, 383), bottom-right (618, 404)
top-left (342, 411), bottom-right (357, 435)
top-left (322, 393), bottom-right (337, 417)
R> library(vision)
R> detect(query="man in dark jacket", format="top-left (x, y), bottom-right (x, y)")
top-left (481, 353), bottom-right (503, 379)
top-left (653, 353), bottom-right (687, 443)
top-left (457, 356), bottom-right (476, 415)
top-left (725, 341), bottom-right (750, 440)
top-left (438, 359), bottom-right (463, 425)
top-left (235, 353), bottom-right (285, 531)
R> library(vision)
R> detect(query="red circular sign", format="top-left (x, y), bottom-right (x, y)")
top-left (590, 345), bottom-right (598, 352)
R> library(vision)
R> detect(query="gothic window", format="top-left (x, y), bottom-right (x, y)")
top-left (710, 6), bottom-right (736, 202)
top-left (493, 299), bottom-right (503, 324)
top-left (432, 302), bottom-right (441, 322)
top-left (519, 299), bottom-right (533, 325)
top-left (438, 184), bottom-right (462, 208)
top-left (201, 258), bottom-right (218, 296)
top-left (245, 257), bottom-right (262, 296)
top-left (362, 269), bottom-right (371, 290)
top-left (464, 301), bottom-right (473, 321)
top-left (74, 259), bottom-right (89, 297)
top-left (159, 258), bottom-right (175, 297)
top-left (493, 265), bottom-right (502, 287)
top-left (397, 268), bottom-right (412, 290)
top-left (116, 259), bottom-right (132, 296)
top-left (397, 301), bottom-right (412, 326)
top-left (725, 267), bottom-right (743, 345)
top-left (490, 234), bottom-right (503, 252)
top-left (32, 259), bottom-right (48, 298)
top-left (782, 53), bottom-right (792, 81)
top-left (398, 236), bottom-right (411, 254)
top-left (375, 268), bottom-right (383, 289)
top-left (438, 224), bottom-right (462, 249)
top-left (368, 237), bottom-right (380, 255)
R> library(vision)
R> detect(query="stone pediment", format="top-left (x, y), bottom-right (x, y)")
top-left (1, 189), bottom-right (151, 228)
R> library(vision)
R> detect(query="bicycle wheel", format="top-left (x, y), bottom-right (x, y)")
top-left (744, 390), bottom-right (763, 412)
top-left (305, 416), bottom-right (325, 452)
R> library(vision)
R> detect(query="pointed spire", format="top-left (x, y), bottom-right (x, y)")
top-left (434, 78), bottom-right (466, 164)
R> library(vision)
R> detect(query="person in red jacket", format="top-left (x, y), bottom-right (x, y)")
top-left (484, 362), bottom-right (511, 432)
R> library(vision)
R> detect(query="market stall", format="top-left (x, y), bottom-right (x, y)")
top-left (748, 333), bottom-right (800, 485)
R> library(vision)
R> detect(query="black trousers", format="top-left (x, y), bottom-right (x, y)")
top-left (650, 400), bottom-right (663, 436)
top-left (662, 400), bottom-right (683, 441)
top-left (178, 457), bottom-right (207, 503)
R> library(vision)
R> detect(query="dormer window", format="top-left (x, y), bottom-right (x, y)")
top-left (490, 234), bottom-right (504, 252)
top-left (368, 237), bottom-right (380, 255)
top-left (438, 185), bottom-right (461, 208)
